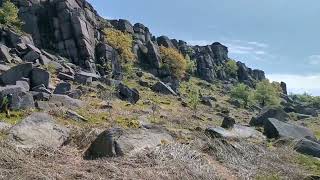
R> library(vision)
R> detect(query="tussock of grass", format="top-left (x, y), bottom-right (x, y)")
top-left (294, 154), bottom-right (320, 176)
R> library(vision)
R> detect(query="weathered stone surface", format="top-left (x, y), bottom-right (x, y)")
top-left (49, 94), bottom-right (84, 109)
top-left (30, 68), bottom-right (50, 88)
top-left (15, 80), bottom-right (30, 91)
top-left (151, 81), bottom-right (177, 96)
top-left (146, 41), bottom-right (161, 69)
top-left (84, 127), bottom-right (173, 159)
top-left (0, 63), bottom-right (33, 85)
top-left (8, 113), bottom-right (69, 148)
top-left (0, 85), bottom-right (35, 110)
top-left (206, 125), bottom-right (265, 140)
top-left (53, 82), bottom-right (71, 95)
top-left (250, 107), bottom-right (289, 126)
top-left (0, 122), bottom-right (11, 132)
top-left (264, 118), bottom-right (317, 141)
top-left (31, 91), bottom-right (50, 101)
top-left (58, 72), bottom-right (74, 81)
top-left (0, 44), bottom-right (12, 63)
top-left (118, 83), bottom-right (140, 104)
top-left (66, 110), bottom-right (88, 122)
top-left (294, 139), bottom-right (320, 158)
top-left (31, 84), bottom-right (52, 94)
top-left (157, 36), bottom-right (175, 49)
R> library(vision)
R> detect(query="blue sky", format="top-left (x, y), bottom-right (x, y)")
top-left (87, 0), bottom-right (320, 95)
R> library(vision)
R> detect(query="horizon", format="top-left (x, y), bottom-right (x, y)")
top-left (88, 0), bottom-right (320, 95)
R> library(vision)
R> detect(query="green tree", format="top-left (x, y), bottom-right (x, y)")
top-left (0, 0), bottom-right (23, 31)
top-left (225, 59), bottom-right (238, 77)
top-left (230, 83), bottom-right (252, 107)
top-left (254, 80), bottom-right (281, 107)
top-left (187, 84), bottom-right (201, 116)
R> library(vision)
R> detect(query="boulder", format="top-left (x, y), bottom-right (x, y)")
top-left (84, 127), bottom-right (173, 159)
top-left (295, 105), bottom-right (318, 117)
top-left (49, 94), bottom-right (84, 109)
top-left (66, 89), bottom-right (82, 99)
top-left (263, 118), bottom-right (317, 141)
top-left (53, 82), bottom-right (71, 95)
top-left (294, 139), bottom-right (320, 158)
top-left (157, 36), bottom-right (175, 49)
top-left (205, 125), bottom-right (265, 140)
top-left (57, 72), bottom-right (74, 81)
top-left (250, 107), bottom-right (289, 126)
top-left (201, 96), bottom-right (216, 107)
top-left (0, 63), bottom-right (33, 85)
top-left (8, 113), bottom-right (69, 148)
top-left (31, 91), bottom-right (50, 101)
top-left (280, 82), bottom-right (287, 95)
top-left (15, 80), bottom-right (30, 91)
top-left (0, 44), bottom-right (12, 63)
top-left (74, 71), bottom-right (100, 85)
top-left (0, 85), bottom-right (35, 110)
top-left (151, 81), bottom-right (177, 96)
top-left (30, 68), bottom-right (50, 88)
top-left (66, 110), bottom-right (88, 122)
top-left (31, 84), bottom-right (52, 94)
top-left (118, 83), bottom-right (140, 104)
top-left (221, 116), bottom-right (236, 129)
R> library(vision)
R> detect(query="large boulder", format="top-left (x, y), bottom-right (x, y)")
top-left (157, 36), bottom-right (175, 49)
top-left (49, 94), bottom-right (84, 109)
top-left (0, 44), bottom-right (13, 63)
top-left (294, 139), bottom-right (320, 158)
top-left (53, 82), bottom-right (71, 95)
top-left (118, 83), bottom-right (140, 104)
top-left (250, 107), bottom-right (289, 126)
top-left (30, 68), bottom-right (50, 88)
top-left (0, 85), bottom-right (35, 110)
top-left (151, 81), bottom-right (177, 96)
top-left (0, 63), bottom-right (33, 85)
top-left (8, 113), bottom-right (69, 148)
top-left (84, 127), bottom-right (173, 159)
top-left (205, 125), bottom-right (265, 140)
top-left (263, 118), bottom-right (317, 141)
top-left (110, 19), bottom-right (134, 34)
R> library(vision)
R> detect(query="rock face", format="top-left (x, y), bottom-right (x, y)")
top-left (84, 127), bottom-right (173, 159)
top-left (250, 107), bottom-right (289, 126)
top-left (294, 139), bottom-right (320, 158)
top-left (263, 118), bottom-right (317, 141)
top-left (8, 113), bottom-right (69, 148)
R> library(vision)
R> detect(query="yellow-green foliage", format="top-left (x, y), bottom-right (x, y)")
top-left (103, 28), bottom-right (135, 62)
top-left (187, 83), bottom-right (201, 115)
top-left (185, 54), bottom-right (196, 75)
top-left (254, 80), bottom-right (281, 107)
top-left (230, 83), bottom-right (253, 107)
top-left (256, 174), bottom-right (281, 180)
top-left (0, 110), bottom-right (29, 125)
top-left (225, 59), bottom-right (238, 77)
top-left (294, 154), bottom-right (320, 176)
top-left (0, 0), bottom-right (23, 31)
top-left (159, 46), bottom-right (187, 79)
top-left (116, 116), bottom-right (141, 129)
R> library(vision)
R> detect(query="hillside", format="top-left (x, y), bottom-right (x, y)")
top-left (0, 0), bottom-right (318, 179)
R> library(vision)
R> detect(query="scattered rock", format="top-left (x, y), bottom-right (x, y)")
top-left (30, 68), bottom-right (50, 88)
top-left (84, 127), bottom-right (173, 159)
top-left (58, 72), bottom-right (75, 81)
top-left (53, 82), bottom-right (71, 95)
top-left (0, 63), bottom-right (33, 85)
top-left (151, 81), bottom-right (177, 96)
top-left (49, 94), bottom-right (84, 109)
top-left (66, 110), bottom-right (88, 122)
top-left (0, 44), bottom-right (12, 63)
top-left (8, 113), bottom-right (69, 148)
top-left (250, 107), bottom-right (289, 126)
top-left (294, 138), bottom-right (320, 158)
top-left (263, 118), bottom-right (317, 141)
top-left (221, 116), bottom-right (236, 129)
top-left (0, 85), bottom-right (35, 110)
top-left (206, 125), bottom-right (265, 140)
top-left (118, 83), bottom-right (140, 104)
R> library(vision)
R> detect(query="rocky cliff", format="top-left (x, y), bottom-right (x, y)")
top-left (4, 0), bottom-right (267, 90)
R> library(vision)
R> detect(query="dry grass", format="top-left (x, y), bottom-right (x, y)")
top-left (202, 137), bottom-right (306, 179)
top-left (0, 140), bottom-right (219, 180)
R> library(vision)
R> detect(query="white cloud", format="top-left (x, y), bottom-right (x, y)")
top-left (247, 41), bottom-right (269, 48)
top-left (308, 55), bottom-right (320, 65)
top-left (254, 51), bottom-right (266, 55)
top-left (267, 74), bottom-right (320, 96)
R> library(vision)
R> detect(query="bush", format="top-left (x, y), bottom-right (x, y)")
top-left (225, 59), bottom-right (238, 77)
top-left (103, 28), bottom-right (135, 62)
top-left (290, 93), bottom-right (320, 108)
top-left (159, 46), bottom-right (187, 79)
top-left (254, 80), bottom-right (281, 107)
top-left (187, 83), bottom-right (200, 116)
top-left (185, 54), bottom-right (196, 75)
top-left (230, 83), bottom-right (253, 107)
top-left (0, 0), bottom-right (23, 31)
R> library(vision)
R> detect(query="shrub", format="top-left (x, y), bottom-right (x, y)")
top-left (290, 93), bottom-right (320, 108)
top-left (230, 83), bottom-right (253, 107)
top-left (225, 59), bottom-right (238, 77)
top-left (254, 80), bottom-right (281, 107)
top-left (187, 84), bottom-right (200, 116)
top-left (159, 46), bottom-right (187, 79)
top-left (0, 0), bottom-right (23, 31)
top-left (103, 28), bottom-right (135, 62)
top-left (185, 54), bottom-right (196, 75)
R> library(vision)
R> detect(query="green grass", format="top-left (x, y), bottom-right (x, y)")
top-left (255, 174), bottom-right (281, 180)
top-left (294, 154), bottom-right (320, 176)
top-left (0, 110), bottom-right (30, 125)
top-left (116, 116), bottom-right (141, 129)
